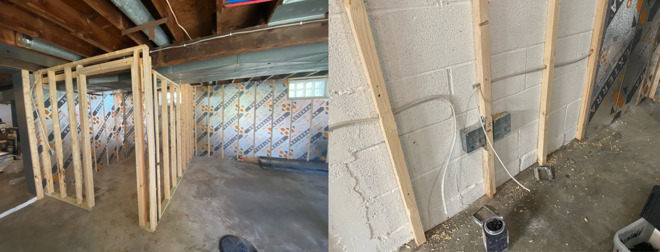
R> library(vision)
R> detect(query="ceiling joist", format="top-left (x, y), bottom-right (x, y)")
top-left (151, 19), bottom-right (328, 67)
top-left (7, 0), bottom-right (131, 52)
top-left (0, 2), bottom-right (99, 57)
top-left (81, 0), bottom-right (153, 48)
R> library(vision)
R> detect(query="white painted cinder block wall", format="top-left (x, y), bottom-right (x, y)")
top-left (328, 0), bottom-right (597, 251)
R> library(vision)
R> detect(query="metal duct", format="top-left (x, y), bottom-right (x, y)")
top-left (269, 0), bottom-right (328, 26)
top-left (109, 0), bottom-right (170, 46)
top-left (155, 42), bottom-right (328, 84)
top-left (16, 34), bottom-right (82, 62)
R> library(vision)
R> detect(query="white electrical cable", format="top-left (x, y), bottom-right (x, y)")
top-left (165, 0), bottom-right (192, 40)
top-left (437, 99), bottom-right (456, 215)
top-left (475, 87), bottom-right (531, 192)
top-left (150, 19), bottom-right (328, 53)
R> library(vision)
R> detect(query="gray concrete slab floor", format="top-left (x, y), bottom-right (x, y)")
top-left (400, 101), bottom-right (660, 251)
top-left (0, 156), bottom-right (328, 251)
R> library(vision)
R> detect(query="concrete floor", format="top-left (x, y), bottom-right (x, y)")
top-left (400, 101), bottom-right (660, 251)
top-left (0, 156), bottom-right (328, 251)
top-left (0, 160), bottom-right (33, 214)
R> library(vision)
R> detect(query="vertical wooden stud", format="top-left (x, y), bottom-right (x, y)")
top-left (176, 85), bottom-right (183, 177)
top-left (77, 65), bottom-right (95, 208)
top-left (141, 48), bottom-right (158, 231)
top-left (131, 51), bottom-right (146, 227)
top-left (153, 73), bottom-right (162, 219)
top-left (161, 78), bottom-right (171, 199)
top-left (34, 71), bottom-right (54, 194)
top-left (48, 71), bottom-right (66, 198)
top-left (576, 0), bottom-right (608, 140)
top-left (471, 0), bottom-right (497, 199)
top-left (65, 67), bottom-right (83, 204)
top-left (537, 0), bottom-right (561, 166)
top-left (22, 70), bottom-right (44, 200)
top-left (170, 84), bottom-right (177, 186)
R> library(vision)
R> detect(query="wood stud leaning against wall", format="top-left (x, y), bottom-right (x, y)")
top-left (537, 0), bottom-right (561, 166)
top-left (343, 0), bottom-right (426, 246)
top-left (21, 45), bottom-right (195, 232)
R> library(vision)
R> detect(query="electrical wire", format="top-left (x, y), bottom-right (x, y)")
top-left (150, 19), bottom-right (328, 53)
top-left (475, 87), bottom-right (531, 192)
top-left (165, 0), bottom-right (192, 40)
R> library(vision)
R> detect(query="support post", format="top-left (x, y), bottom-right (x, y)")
top-left (537, 0), bottom-right (561, 166)
top-left (170, 83), bottom-right (177, 186)
top-left (343, 0), bottom-right (426, 245)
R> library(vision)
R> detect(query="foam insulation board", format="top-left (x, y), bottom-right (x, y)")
top-left (309, 99), bottom-right (329, 162)
top-left (194, 86), bottom-right (210, 156)
top-left (271, 80), bottom-right (291, 159)
top-left (587, 0), bottom-right (660, 134)
top-left (290, 99), bottom-right (312, 160)
top-left (254, 81), bottom-right (274, 158)
top-left (238, 81), bottom-right (256, 157)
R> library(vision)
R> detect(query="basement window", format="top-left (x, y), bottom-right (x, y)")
top-left (288, 78), bottom-right (328, 99)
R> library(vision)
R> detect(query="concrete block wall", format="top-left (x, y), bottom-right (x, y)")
top-left (329, 0), bottom-right (597, 251)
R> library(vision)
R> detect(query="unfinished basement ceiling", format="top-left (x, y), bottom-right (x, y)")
top-left (0, 0), bottom-right (281, 58)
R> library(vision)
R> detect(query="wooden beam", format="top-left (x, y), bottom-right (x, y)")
top-left (64, 67), bottom-right (83, 204)
top-left (22, 70), bottom-right (44, 200)
top-left (48, 71), bottom-right (66, 198)
top-left (34, 71), bottom-right (54, 194)
top-left (131, 50), bottom-right (147, 227)
top-left (0, 26), bottom-right (16, 46)
top-left (343, 0), bottom-right (426, 246)
top-left (576, 0), bottom-right (608, 140)
top-left (470, 0), bottom-right (496, 198)
top-left (81, 0), bottom-right (152, 48)
top-left (151, 20), bottom-right (328, 67)
top-left (7, 0), bottom-right (130, 52)
top-left (537, 0), bottom-right (561, 166)
top-left (150, 0), bottom-right (185, 43)
top-left (216, 0), bottom-right (225, 34)
top-left (77, 65), bottom-right (95, 208)
top-left (0, 2), bottom-right (98, 57)
top-left (0, 56), bottom-right (44, 71)
top-left (122, 18), bottom-right (168, 39)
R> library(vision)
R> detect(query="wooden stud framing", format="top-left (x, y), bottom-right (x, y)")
top-left (153, 73), bottom-right (162, 220)
top-left (343, 0), bottom-right (426, 245)
top-left (141, 47), bottom-right (158, 231)
top-left (34, 71), bottom-right (54, 194)
top-left (48, 71), bottom-right (66, 198)
top-left (471, 0), bottom-right (497, 199)
top-left (161, 77), bottom-right (171, 200)
top-left (170, 82), bottom-right (178, 186)
top-left (176, 85), bottom-right (183, 178)
top-left (537, 0), bottom-right (561, 166)
top-left (24, 45), bottom-right (190, 232)
top-left (65, 67), bottom-right (83, 204)
top-left (576, 0), bottom-right (608, 140)
top-left (131, 50), bottom-right (147, 227)
top-left (77, 65), bottom-right (95, 208)
top-left (22, 70), bottom-right (44, 200)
